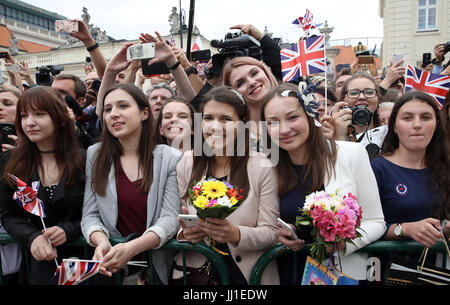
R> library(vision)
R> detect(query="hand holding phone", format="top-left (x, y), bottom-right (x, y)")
top-left (277, 218), bottom-right (298, 240)
top-left (392, 54), bottom-right (405, 66)
top-left (55, 20), bottom-right (79, 33)
top-left (127, 43), bottom-right (156, 61)
top-left (179, 214), bottom-right (200, 227)
top-left (0, 123), bottom-right (16, 146)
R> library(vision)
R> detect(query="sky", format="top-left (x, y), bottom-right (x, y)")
top-left (22, 0), bottom-right (383, 44)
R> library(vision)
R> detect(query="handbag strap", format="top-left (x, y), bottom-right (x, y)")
top-left (418, 233), bottom-right (450, 272)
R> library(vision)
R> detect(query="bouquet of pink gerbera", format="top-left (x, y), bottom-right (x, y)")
top-left (295, 190), bottom-right (364, 263)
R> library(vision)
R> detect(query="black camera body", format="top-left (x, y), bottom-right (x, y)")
top-left (35, 65), bottom-right (64, 86)
top-left (444, 41), bottom-right (450, 54)
top-left (344, 106), bottom-right (373, 126)
top-left (204, 32), bottom-right (262, 79)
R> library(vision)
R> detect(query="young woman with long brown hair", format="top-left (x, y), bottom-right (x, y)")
top-left (81, 83), bottom-right (182, 285)
top-left (371, 90), bottom-right (450, 246)
top-left (0, 86), bottom-right (85, 284)
top-left (262, 82), bottom-right (385, 284)
top-left (173, 86), bottom-right (280, 285)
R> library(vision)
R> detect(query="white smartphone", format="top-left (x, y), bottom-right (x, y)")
top-left (277, 218), bottom-right (299, 240)
top-left (179, 214), bottom-right (200, 227)
top-left (55, 20), bottom-right (79, 33)
top-left (392, 54), bottom-right (404, 66)
top-left (126, 43), bottom-right (155, 61)
top-left (5, 64), bottom-right (20, 73)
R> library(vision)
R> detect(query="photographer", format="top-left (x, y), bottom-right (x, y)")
top-left (431, 43), bottom-right (447, 74)
top-left (190, 24), bottom-right (281, 111)
top-left (51, 74), bottom-right (97, 148)
top-left (230, 24), bottom-right (282, 80)
top-left (332, 72), bottom-right (387, 159)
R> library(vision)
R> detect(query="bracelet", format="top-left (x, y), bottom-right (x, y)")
top-left (185, 66), bottom-right (198, 76)
top-left (168, 60), bottom-right (181, 70)
top-left (86, 42), bottom-right (99, 52)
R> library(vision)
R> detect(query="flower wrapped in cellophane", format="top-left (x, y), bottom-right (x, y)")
top-left (295, 190), bottom-right (364, 264)
top-left (188, 177), bottom-right (244, 220)
top-left (188, 177), bottom-right (244, 255)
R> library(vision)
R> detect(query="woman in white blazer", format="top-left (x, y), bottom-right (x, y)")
top-left (261, 82), bottom-right (386, 283)
top-left (81, 83), bottom-right (181, 284)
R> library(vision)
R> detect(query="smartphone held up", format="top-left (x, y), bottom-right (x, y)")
top-left (55, 20), bottom-right (79, 33)
top-left (127, 43), bottom-right (156, 61)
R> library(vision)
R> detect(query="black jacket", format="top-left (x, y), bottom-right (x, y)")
top-left (0, 152), bottom-right (85, 284)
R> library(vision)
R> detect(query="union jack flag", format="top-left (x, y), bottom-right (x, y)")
top-left (8, 173), bottom-right (45, 218)
top-left (49, 259), bottom-right (101, 285)
top-left (293, 9), bottom-right (323, 37)
top-left (280, 35), bottom-right (326, 82)
top-left (405, 64), bottom-right (450, 109)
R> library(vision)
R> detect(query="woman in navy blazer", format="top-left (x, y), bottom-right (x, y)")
top-left (81, 83), bottom-right (181, 284)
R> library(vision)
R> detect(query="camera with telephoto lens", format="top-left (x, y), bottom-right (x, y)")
top-left (443, 41), bottom-right (450, 54)
top-left (204, 32), bottom-right (263, 79)
top-left (35, 65), bottom-right (64, 86)
top-left (343, 105), bottom-right (373, 126)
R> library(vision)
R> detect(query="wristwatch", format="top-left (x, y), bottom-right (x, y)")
top-left (394, 223), bottom-right (403, 237)
top-left (185, 66), bottom-right (198, 76)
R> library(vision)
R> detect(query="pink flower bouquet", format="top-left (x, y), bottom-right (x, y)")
top-left (295, 190), bottom-right (364, 263)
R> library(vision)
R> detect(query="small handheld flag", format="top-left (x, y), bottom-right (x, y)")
top-left (48, 259), bottom-right (101, 285)
top-left (281, 35), bottom-right (326, 82)
top-left (8, 173), bottom-right (59, 267)
top-left (405, 64), bottom-right (450, 109)
top-left (293, 9), bottom-right (323, 38)
top-left (8, 173), bottom-right (45, 218)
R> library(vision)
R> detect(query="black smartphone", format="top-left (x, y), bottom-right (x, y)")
top-left (0, 52), bottom-right (8, 59)
top-left (0, 123), bottom-right (16, 146)
top-left (141, 59), bottom-right (170, 76)
top-left (191, 49), bottom-right (211, 62)
top-left (422, 53), bottom-right (432, 67)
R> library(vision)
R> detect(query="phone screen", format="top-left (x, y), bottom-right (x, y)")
top-left (0, 123), bottom-right (16, 146)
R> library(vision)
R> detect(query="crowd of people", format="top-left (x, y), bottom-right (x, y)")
top-left (0, 19), bottom-right (449, 286)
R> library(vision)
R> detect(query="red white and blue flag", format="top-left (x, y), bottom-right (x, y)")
top-left (49, 259), bottom-right (101, 285)
top-left (293, 9), bottom-right (323, 37)
top-left (405, 64), bottom-right (450, 109)
top-left (8, 173), bottom-right (45, 218)
top-left (280, 35), bottom-right (326, 82)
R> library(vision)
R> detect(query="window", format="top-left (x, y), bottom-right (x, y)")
top-left (418, 0), bottom-right (438, 31)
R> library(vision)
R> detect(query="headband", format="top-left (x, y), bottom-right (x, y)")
top-left (230, 89), bottom-right (246, 105)
top-left (281, 78), bottom-right (322, 127)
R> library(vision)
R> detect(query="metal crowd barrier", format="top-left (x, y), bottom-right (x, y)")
top-left (0, 233), bottom-right (230, 285)
top-left (248, 240), bottom-right (449, 285)
top-left (1, 232), bottom-right (448, 285)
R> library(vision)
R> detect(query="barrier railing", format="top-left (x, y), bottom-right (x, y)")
top-left (2, 232), bottom-right (447, 285)
top-left (248, 240), bottom-right (449, 285)
top-left (0, 233), bottom-right (230, 285)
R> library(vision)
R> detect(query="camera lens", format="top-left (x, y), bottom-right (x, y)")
top-left (352, 107), bottom-right (372, 126)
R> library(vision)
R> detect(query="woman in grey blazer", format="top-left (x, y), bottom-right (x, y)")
top-left (81, 83), bottom-right (181, 284)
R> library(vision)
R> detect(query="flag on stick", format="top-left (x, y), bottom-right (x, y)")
top-left (48, 259), bottom-right (101, 285)
top-left (292, 9), bottom-right (323, 38)
top-left (405, 64), bottom-right (450, 109)
top-left (281, 35), bottom-right (326, 82)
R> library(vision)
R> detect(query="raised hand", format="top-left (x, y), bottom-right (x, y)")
top-left (139, 31), bottom-right (177, 67)
top-left (230, 24), bottom-right (263, 41)
top-left (105, 43), bottom-right (134, 74)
